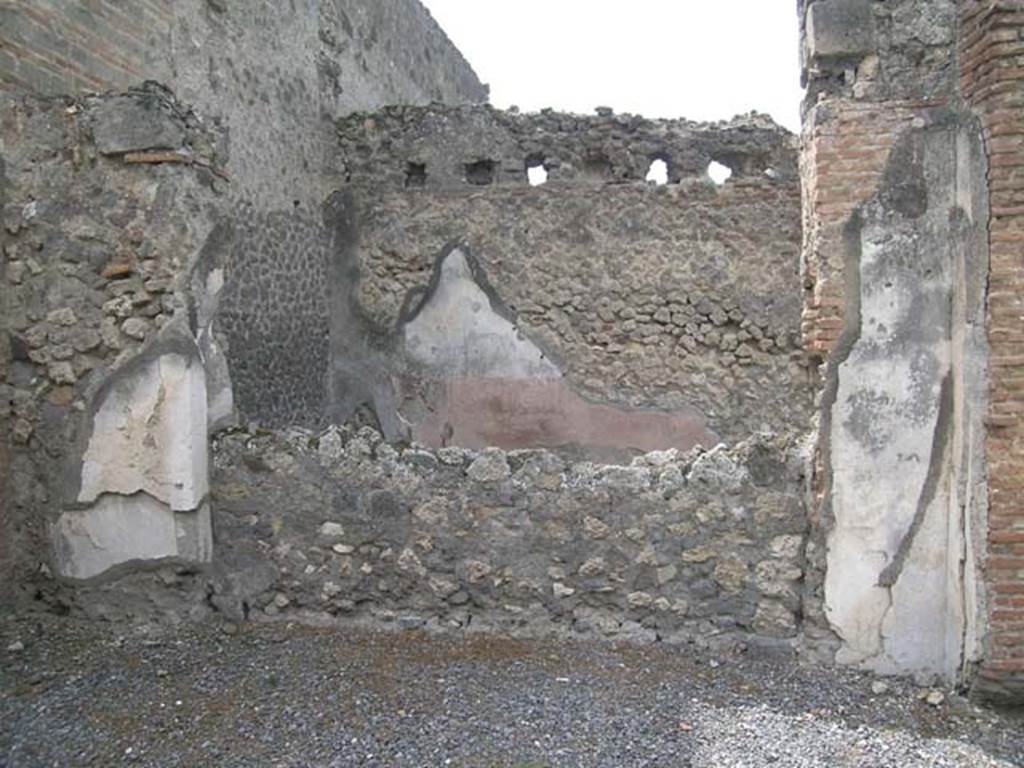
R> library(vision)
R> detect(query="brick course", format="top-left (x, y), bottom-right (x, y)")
top-left (0, 1), bottom-right (173, 94)
top-left (958, 0), bottom-right (1024, 692)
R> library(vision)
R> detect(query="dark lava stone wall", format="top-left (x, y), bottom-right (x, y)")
top-left (214, 212), bottom-right (331, 427)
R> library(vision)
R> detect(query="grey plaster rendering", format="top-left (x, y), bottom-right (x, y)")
top-left (820, 124), bottom-right (989, 679)
top-left (800, 0), bottom-right (958, 104)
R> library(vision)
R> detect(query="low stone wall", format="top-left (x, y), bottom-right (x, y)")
top-left (202, 425), bottom-right (814, 650)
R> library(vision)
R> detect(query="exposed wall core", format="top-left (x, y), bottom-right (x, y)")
top-left (326, 105), bottom-right (809, 461)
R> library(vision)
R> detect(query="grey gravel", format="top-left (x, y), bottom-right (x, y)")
top-left (1, 615), bottom-right (1021, 767)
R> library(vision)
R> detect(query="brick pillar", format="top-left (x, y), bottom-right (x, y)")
top-left (959, 0), bottom-right (1024, 701)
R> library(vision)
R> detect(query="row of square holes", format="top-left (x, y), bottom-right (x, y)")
top-left (406, 160), bottom-right (733, 187)
top-left (527, 159), bottom-right (732, 186)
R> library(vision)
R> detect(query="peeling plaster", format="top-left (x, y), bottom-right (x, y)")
top-left (57, 326), bottom-right (212, 580)
top-left (822, 123), bottom-right (986, 681)
top-left (54, 493), bottom-right (211, 581)
top-left (395, 244), bottom-right (719, 457)
top-left (77, 349), bottom-right (208, 511)
top-left (401, 247), bottom-right (560, 379)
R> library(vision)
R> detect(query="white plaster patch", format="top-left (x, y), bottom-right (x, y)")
top-left (403, 248), bottom-right (560, 379)
top-left (55, 495), bottom-right (211, 580)
top-left (78, 352), bottom-right (208, 511)
top-left (825, 216), bottom-right (958, 678)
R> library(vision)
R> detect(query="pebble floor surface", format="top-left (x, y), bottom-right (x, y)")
top-left (1, 615), bottom-right (1022, 767)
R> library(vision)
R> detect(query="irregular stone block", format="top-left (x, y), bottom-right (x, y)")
top-left (92, 95), bottom-right (185, 155)
top-left (806, 0), bottom-right (875, 60)
top-left (466, 448), bottom-right (512, 483)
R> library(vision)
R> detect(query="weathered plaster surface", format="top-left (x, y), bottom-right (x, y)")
top-left (54, 495), bottom-right (211, 581)
top-left (398, 246), bottom-right (718, 455)
top-left (0, 86), bottom-right (224, 592)
top-left (55, 331), bottom-right (212, 580)
top-left (402, 248), bottom-right (560, 379)
top-left (78, 350), bottom-right (208, 512)
top-left (822, 122), bottom-right (989, 680)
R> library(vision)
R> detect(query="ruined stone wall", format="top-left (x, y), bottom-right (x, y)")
top-left (798, 0), bottom-right (1015, 695)
top-left (0, 1), bottom-right (486, 602)
top-left (283, 106), bottom-right (812, 460)
top-left (143, 104), bottom-right (819, 650)
top-left (957, 0), bottom-right (1024, 703)
top-left (0, 86), bottom-right (224, 598)
top-left (0, 86), bottom-right (820, 655)
top-left (206, 426), bottom-right (810, 651)
top-left (31, 424), bottom-right (812, 653)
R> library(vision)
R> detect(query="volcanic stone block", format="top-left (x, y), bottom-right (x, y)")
top-left (806, 0), bottom-right (875, 61)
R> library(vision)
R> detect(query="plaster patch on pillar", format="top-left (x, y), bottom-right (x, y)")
top-left (57, 327), bottom-right (213, 580)
top-left (825, 225), bottom-right (952, 673)
top-left (77, 347), bottom-right (208, 511)
top-left (823, 125), bottom-right (966, 679)
top-left (54, 493), bottom-right (211, 581)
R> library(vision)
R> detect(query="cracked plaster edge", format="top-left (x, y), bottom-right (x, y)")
top-left (51, 489), bottom-right (212, 583)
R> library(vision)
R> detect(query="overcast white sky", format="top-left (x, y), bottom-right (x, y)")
top-left (420, 1), bottom-right (805, 132)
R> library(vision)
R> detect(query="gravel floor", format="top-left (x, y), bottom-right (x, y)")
top-left (1, 615), bottom-right (1022, 767)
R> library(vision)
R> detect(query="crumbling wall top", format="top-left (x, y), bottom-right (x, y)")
top-left (335, 104), bottom-right (798, 189)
